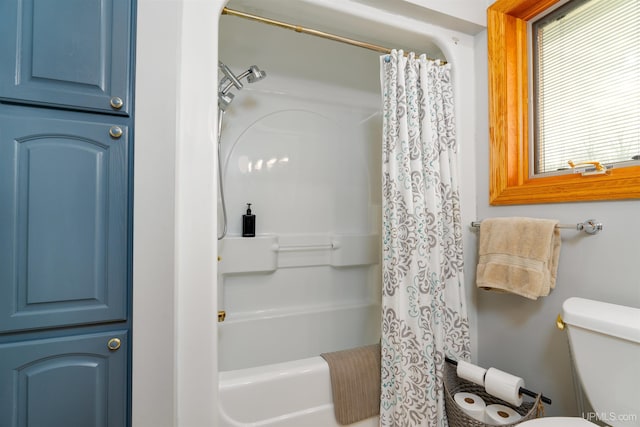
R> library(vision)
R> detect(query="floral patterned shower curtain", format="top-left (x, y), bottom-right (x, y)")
top-left (379, 50), bottom-right (471, 426)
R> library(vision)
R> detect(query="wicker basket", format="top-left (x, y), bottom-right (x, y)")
top-left (444, 363), bottom-right (542, 427)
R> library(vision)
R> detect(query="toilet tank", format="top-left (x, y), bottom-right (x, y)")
top-left (562, 297), bottom-right (640, 427)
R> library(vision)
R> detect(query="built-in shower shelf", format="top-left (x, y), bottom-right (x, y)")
top-left (218, 235), bottom-right (278, 274)
top-left (218, 233), bottom-right (380, 274)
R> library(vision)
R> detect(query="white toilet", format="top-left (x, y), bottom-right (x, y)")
top-left (520, 297), bottom-right (640, 426)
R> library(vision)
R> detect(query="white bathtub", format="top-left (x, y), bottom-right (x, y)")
top-left (217, 283), bottom-right (381, 426)
top-left (218, 356), bottom-right (380, 427)
top-left (218, 300), bottom-right (380, 371)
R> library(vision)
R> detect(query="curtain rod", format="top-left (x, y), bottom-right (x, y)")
top-left (221, 7), bottom-right (444, 63)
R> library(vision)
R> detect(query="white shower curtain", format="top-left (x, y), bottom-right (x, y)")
top-left (379, 50), bottom-right (470, 426)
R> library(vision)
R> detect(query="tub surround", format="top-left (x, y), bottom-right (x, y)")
top-left (215, 30), bottom-right (383, 372)
top-left (134, 0), bottom-right (480, 424)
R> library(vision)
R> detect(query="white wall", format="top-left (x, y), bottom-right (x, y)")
top-left (474, 29), bottom-right (640, 417)
top-left (134, 0), bottom-right (221, 425)
top-left (133, 1), bottom-right (181, 425)
top-left (381, 0), bottom-right (488, 32)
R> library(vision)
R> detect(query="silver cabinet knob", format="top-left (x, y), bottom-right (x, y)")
top-left (110, 96), bottom-right (124, 110)
top-left (107, 338), bottom-right (121, 351)
top-left (109, 126), bottom-right (123, 139)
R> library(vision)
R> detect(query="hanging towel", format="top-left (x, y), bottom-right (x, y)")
top-left (476, 217), bottom-right (561, 300)
top-left (321, 343), bottom-right (381, 425)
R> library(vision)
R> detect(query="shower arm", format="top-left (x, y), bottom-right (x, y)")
top-left (219, 61), bottom-right (243, 90)
top-left (219, 69), bottom-right (255, 95)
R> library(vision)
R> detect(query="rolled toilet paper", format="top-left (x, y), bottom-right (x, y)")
top-left (454, 392), bottom-right (486, 422)
top-left (456, 360), bottom-right (487, 386)
top-left (485, 404), bottom-right (522, 425)
top-left (484, 367), bottom-right (524, 407)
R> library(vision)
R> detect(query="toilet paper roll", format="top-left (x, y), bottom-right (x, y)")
top-left (456, 360), bottom-right (487, 386)
top-left (485, 404), bottom-right (522, 425)
top-left (484, 367), bottom-right (524, 407)
top-left (453, 392), bottom-right (486, 422)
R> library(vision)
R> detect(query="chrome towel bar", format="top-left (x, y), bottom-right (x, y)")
top-left (470, 219), bottom-right (603, 235)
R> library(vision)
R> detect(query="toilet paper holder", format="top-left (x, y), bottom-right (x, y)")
top-left (445, 357), bottom-right (552, 405)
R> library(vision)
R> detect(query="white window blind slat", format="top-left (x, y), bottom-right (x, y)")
top-left (533, 0), bottom-right (640, 174)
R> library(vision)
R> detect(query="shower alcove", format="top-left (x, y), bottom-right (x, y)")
top-left (217, 0), bottom-right (451, 367)
top-left (217, 13), bottom-right (385, 424)
top-left (217, 12), bottom-right (394, 372)
top-left (215, 2), bottom-right (459, 426)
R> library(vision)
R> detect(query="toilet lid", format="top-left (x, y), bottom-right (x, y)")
top-left (519, 417), bottom-right (597, 426)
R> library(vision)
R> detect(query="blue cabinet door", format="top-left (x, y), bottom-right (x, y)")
top-left (0, 330), bottom-right (128, 427)
top-left (0, 0), bottom-right (133, 115)
top-left (0, 106), bottom-right (129, 332)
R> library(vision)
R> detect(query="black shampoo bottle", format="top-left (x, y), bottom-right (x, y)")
top-left (242, 203), bottom-right (255, 237)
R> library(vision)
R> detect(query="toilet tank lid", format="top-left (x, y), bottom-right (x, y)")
top-left (562, 297), bottom-right (640, 343)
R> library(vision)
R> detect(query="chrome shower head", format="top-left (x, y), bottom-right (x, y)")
top-left (246, 65), bottom-right (267, 83)
top-left (218, 62), bottom-right (267, 111)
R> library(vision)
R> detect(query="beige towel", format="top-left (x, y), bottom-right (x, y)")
top-left (321, 344), bottom-right (381, 425)
top-left (476, 217), bottom-right (561, 300)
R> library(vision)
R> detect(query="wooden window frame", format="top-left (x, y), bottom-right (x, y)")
top-left (488, 0), bottom-right (640, 205)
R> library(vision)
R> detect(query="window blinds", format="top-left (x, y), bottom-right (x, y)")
top-left (533, 0), bottom-right (640, 174)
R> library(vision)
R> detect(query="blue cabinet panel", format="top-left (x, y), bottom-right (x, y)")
top-left (0, 0), bottom-right (132, 115)
top-left (0, 330), bottom-right (128, 427)
top-left (0, 106), bottom-right (128, 332)
top-left (1, 0), bottom-right (134, 422)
